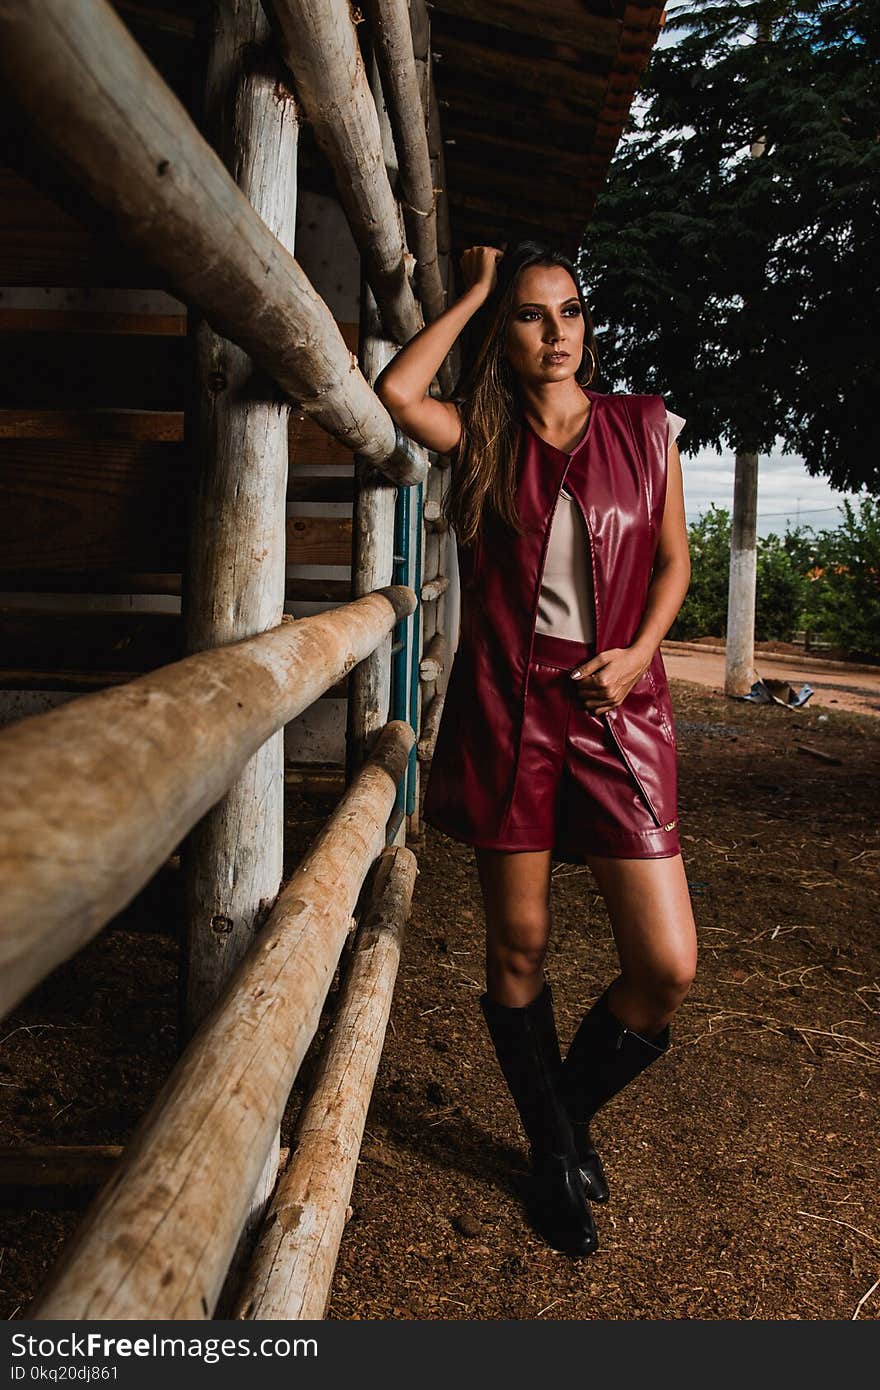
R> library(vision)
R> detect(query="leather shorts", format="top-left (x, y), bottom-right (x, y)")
top-left (486, 631), bottom-right (681, 861)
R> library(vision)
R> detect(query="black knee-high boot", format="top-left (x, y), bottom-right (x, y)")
top-left (479, 980), bottom-right (598, 1257)
top-left (560, 987), bottom-right (670, 1203)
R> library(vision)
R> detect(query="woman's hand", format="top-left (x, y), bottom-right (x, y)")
top-left (460, 245), bottom-right (504, 301)
top-left (568, 646), bottom-right (651, 715)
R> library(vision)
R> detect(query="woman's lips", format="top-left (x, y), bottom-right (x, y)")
top-left (544, 352), bottom-right (569, 363)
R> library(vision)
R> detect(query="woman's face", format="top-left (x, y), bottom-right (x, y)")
top-left (503, 264), bottom-right (586, 387)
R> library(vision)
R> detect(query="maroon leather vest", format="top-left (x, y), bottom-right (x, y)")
top-left (423, 387), bottom-right (678, 844)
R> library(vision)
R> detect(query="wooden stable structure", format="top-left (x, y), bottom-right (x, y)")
top-left (0, 0), bottom-right (663, 1319)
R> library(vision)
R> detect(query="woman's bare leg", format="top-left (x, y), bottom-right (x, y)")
top-left (583, 851), bottom-right (697, 1035)
top-left (474, 847), bottom-right (554, 1006)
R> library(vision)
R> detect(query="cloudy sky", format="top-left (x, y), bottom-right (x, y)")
top-left (679, 440), bottom-right (866, 538)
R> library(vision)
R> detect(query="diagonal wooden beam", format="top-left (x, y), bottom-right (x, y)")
top-left (366, 0), bottom-right (446, 326)
top-left (0, 0), bottom-right (425, 483)
top-left (264, 0), bottom-right (423, 347)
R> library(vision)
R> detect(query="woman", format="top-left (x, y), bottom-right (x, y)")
top-left (375, 240), bottom-right (697, 1259)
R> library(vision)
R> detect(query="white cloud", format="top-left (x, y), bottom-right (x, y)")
top-left (681, 444), bottom-right (866, 537)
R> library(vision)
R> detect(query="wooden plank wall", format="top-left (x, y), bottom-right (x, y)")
top-left (0, 8), bottom-right (372, 763)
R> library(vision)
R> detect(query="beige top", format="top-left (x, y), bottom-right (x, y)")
top-left (535, 409), bottom-right (686, 643)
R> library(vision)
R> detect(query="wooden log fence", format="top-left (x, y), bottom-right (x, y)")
top-left (31, 721), bottom-right (414, 1319)
top-left (419, 631), bottom-right (447, 685)
top-left (0, 0), bottom-right (425, 484)
top-left (265, 0), bottom-right (422, 349)
top-left (0, 587), bottom-right (415, 1019)
top-left (367, 0), bottom-right (446, 327)
top-left (417, 692), bottom-right (445, 764)
top-left (346, 281), bottom-right (399, 780)
top-left (183, 0), bottom-right (299, 1031)
top-left (235, 843), bottom-right (417, 1319)
top-left (0, 0), bottom-right (460, 1322)
top-left (420, 575), bottom-right (449, 603)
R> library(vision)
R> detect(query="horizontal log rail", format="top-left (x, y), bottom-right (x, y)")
top-left (235, 844), bottom-right (417, 1318)
top-left (0, 0), bottom-right (426, 485)
top-left (0, 587), bottom-right (415, 1018)
top-left (31, 721), bottom-right (414, 1319)
top-left (419, 631), bottom-right (447, 684)
top-left (420, 575), bottom-right (449, 603)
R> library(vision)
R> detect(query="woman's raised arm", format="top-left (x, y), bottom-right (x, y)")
top-left (374, 246), bottom-right (502, 455)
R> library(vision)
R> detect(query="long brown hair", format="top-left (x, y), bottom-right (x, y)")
top-left (443, 240), bottom-right (598, 547)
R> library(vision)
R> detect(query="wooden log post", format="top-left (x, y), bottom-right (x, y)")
top-left (0, 588), bottom-right (415, 1019)
top-left (234, 843), bottom-right (418, 1319)
top-left (420, 464), bottom-right (442, 711)
top-left (30, 722), bottom-right (414, 1320)
top-left (366, 0), bottom-right (446, 326)
top-left (182, 0), bottom-right (300, 1278)
top-left (414, 0), bottom-right (460, 385)
top-left (417, 692), bottom-right (445, 764)
top-left (0, 0), bottom-right (425, 484)
top-left (264, 0), bottom-right (422, 348)
top-left (182, 0), bottom-right (299, 1031)
top-left (346, 281), bottom-right (400, 781)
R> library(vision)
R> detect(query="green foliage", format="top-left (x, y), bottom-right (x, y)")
top-left (578, 0), bottom-right (880, 493)
top-left (755, 533), bottom-right (808, 640)
top-left (670, 504), bottom-right (732, 638)
top-left (804, 498), bottom-right (880, 657)
top-left (670, 499), bottom-right (880, 658)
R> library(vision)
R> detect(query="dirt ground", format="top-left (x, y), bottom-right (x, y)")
top-left (662, 641), bottom-right (880, 719)
top-left (1, 673), bottom-right (878, 1321)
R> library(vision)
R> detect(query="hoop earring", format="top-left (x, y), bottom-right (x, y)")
top-left (581, 346), bottom-right (596, 385)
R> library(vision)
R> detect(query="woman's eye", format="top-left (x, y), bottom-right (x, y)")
top-left (517, 306), bottom-right (581, 321)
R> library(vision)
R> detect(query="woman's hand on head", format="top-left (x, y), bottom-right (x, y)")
top-left (460, 245), bottom-right (503, 301)
top-left (568, 647), bottom-right (649, 715)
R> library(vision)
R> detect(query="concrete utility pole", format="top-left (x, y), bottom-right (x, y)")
top-left (725, 449), bottom-right (759, 693)
top-left (725, 13), bottom-right (771, 695)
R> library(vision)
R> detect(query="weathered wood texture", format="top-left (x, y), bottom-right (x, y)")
top-left (235, 844), bottom-right (417, 1319)
top-left (345, 285), bottom-right (397, 781)
top-left (31, 722), bottom-right (414, 1319)
top-left (0, 609), bottom-right (361, 696)
top-left (420, 575), bottom-right (449, 603)
top-left (0, 439), bottom-right (354, 576)
top-left (0, 0), bottom-right (424, 482)
top-left (264, 0), bottom-right (421, 348)
top-left (182, 0), bottom-right (299, 1029)
top-left (0, 410), bottom-right (183, 441)
top-left (419, 631), bottom-right (447, 684)
top-left (0, 588), bottom-right (415, 1018)
top-left (367, 0), bottom-right (445, 324)
top-left (417, 692), bottom-right (444, 763)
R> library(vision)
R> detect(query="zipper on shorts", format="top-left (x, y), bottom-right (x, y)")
top-left (602, 709), bottom-right (664, 828)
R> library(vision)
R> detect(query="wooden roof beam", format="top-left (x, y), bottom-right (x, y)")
top-left (428, 0), bottom-right (622, 59)
top-left (428, 30), bottom-right (607, 107)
